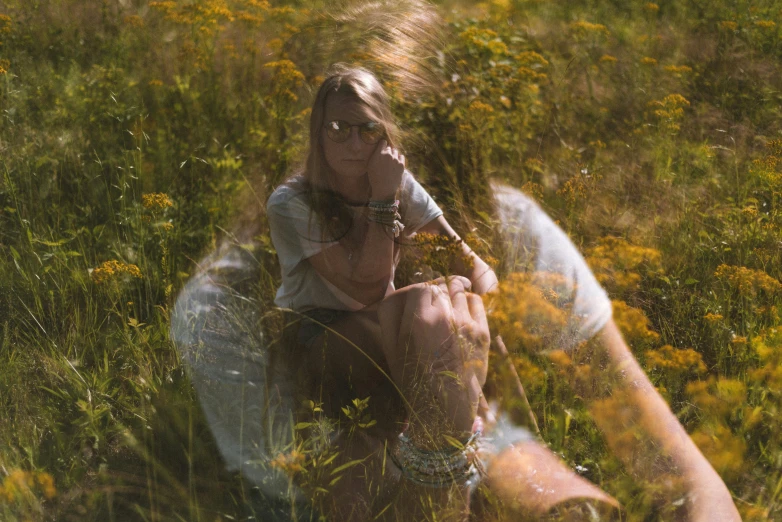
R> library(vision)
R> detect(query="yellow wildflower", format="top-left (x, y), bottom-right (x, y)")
top-left (148, 79), bottom-right (164, 87)
top-left (690, 424), bottom-right (746, 481)
top-left (611, 300), bottom-right (660, 349)
top-left (703, 313), bottom-right (723, 323)
top-left (719, 21), bottom-right (738, 31)
top-left (640, 57), bottom-right (658, 66)
top-left (270, 450), bottom-right (305, 475)
top-left (599, 54), bottom-right (617, 63)
top-left (753, 20), bottom-right (776, 29)
top-left (142, 192), bottom-right (174, 210)
top-left (487, 39), bottom-right (509, 55)
top-left (520, 181), bottom-right (543, 200)
top-left (741, 205), bottom-right (758, 218)
top-left (91, 260), bottom-right (143, 284)
top-left (515, 51), bottom-right (549, 68)
top-left (664, 64), bottom-right (693, 75)
top-left (484, 272), bottom-right (570, 354)
top-left (570, 21), bottom-right (610, 38)
top-left (0, 13), bottom-right (11, 33)
top-left (123, 14), bottom-right (144, 27)
top-left (714, 264), bottom-right (782, 297)
top-left (645, 345), bottom-right (706, 375)
top-left (644, 2), bottom-right (660, 12)
top-left (0, 58), bottom-right (9, 75)
top-left (586, 237), bottom-right (661, 294)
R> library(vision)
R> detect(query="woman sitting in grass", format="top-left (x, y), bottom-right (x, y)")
top-left (174, 64), bottom-right (741, 521)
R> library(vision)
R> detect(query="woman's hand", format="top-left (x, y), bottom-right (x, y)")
top-left (367, 139), bottom-right (405, 201)
top-left (378, 276), bottom-right (491, 443)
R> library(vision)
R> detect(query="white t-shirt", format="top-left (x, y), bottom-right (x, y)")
top-left (491, 180), bottom-right (613, 349)
top-left (267, 170), bottom-right (444, 312)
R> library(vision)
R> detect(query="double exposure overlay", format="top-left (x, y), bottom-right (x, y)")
top-left (1, 0), bottom-right (779, 520)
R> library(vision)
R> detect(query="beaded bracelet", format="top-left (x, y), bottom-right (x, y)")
top-left (367, 199), bottom-right (405, 238)
top-left (388, 427), bottom-right (483, 488)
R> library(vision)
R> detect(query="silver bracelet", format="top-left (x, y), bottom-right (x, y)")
top-left (367, 199), bottom-right (404, 238)
top-left (388, 429), bottom-right (482, 488)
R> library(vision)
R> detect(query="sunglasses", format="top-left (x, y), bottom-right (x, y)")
top-left (324, 120), bottom-right (385, 145)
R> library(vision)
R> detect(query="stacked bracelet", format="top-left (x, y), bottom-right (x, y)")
top-left (367, 199), bottom-right (405, 238)
top-left (388, 428), bottom-right (482, 488)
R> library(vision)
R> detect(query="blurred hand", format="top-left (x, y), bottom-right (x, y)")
top-left (367, 139), bottom-right (405, 201)
top-left (378, 276), bottom-right (490, 439)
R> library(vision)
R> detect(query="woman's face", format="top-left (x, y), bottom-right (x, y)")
top-left (321, 92), bottom-right (380, 182)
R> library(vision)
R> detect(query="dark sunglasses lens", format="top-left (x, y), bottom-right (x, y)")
top-left (327, 121), bottom-right (350, 142)
top-left (360, 123), bottom-right (384, 144)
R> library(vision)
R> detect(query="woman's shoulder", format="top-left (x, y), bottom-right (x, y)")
top-left (267, 175), bottom-right (310, 211)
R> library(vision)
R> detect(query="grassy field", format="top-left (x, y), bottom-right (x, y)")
top-left (2, 0), bottom-right (782, 519)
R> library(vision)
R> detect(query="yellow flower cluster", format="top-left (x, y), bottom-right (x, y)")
top-left (640, 56), bottom-right (658, 66)
top-left (520, 181), bottom-right (543, 200)
top-left (556, 170), bottom-right (600, 207)
top-left (0, 13), bottom-right (11, 34)
top-left (719, 21), bottom-right (738, 31)
top-left (687, 377), bottom-right (747, 420)
top-left (91, 260), bottom-right (143, 284)
top-left (585, 236), bottom-right (662, 294)
top-left (264, 59), bottom-right (305, 105)
top-left (648, 93), bottom-right (690, 133)
top-left (689, 424), bottom-right (747, 481)
top-left (570, 21), bottom-right (610, 38)
top-left (459, 27), bottom-right (501, 50)
top-left (703, 312), bottom-right (723, 323)
top-left (664, 64), bottom-right (693, 75)
top-left (516, 51), bottom-right (549, 68)
top-left (714, 264), bottom-right (782, 297)
top-left (0, 58), bottom-right (9, 75)
top-left (753, 20), bottom-right (776, 29)
top-left (749, 328), bottom-right (782, 391)
top-left (645, 345), bottom-right (706, 375)
top-left (412, 232), bottom-right (472, 276)
top-left (644, 2), bottom-right (660, 12)
top-left (484, 271), bottom-right (570, 354)
top-left (123, 14), bottom-right (144, 27)
top-left (1, 470), bottom-right (56, 502)
top-left (611, 300), bottom-right (660, 349)
top-left (270, 450), bottom-right (305, 476)
top-left (599, 54), bottom-right (618, 63)
top-left (142, 192), bottom-right (174, 210)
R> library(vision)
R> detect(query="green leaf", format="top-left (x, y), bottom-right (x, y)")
top-left (294, 422), bottom-right (313, 430)
top-left (330, 458), bottom-right (366, 476)
top-left (684, 278), bottom-right (699, 285)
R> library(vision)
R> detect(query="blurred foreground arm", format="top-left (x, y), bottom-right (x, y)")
top-left (581, 319), bottom-right (740, 521)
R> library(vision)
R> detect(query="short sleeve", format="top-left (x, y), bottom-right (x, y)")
top-left (267, 186), bottom-right (338, 277)
top-left (400, 170), bottom-right (444, 233)
top-left (492, 180), bottom-right (612, 350)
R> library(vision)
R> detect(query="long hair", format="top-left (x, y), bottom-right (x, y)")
top-left (284, 65), bottom-right (403, 245)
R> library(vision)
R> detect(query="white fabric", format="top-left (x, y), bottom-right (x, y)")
top-left (491, 180), bottom-right (613, 350)
top-left (267, 170), bottom-right (444, 312)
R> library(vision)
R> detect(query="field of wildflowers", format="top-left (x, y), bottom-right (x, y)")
top-left (2, 0), bottom-right (782, 519)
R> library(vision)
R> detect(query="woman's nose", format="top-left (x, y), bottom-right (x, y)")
top-left (347, 127), bottom-right (364, 152)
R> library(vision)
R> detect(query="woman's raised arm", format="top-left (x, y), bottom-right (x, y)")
top-left (416, 215), bottom-right (499, 296)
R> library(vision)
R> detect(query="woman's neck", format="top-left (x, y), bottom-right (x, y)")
top-left (332, 173), bottom-right (371, 205)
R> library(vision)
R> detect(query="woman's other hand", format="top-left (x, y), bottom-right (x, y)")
top-left (367, 139), bottom-right (405, 201)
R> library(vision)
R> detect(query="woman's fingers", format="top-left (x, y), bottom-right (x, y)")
top-left (446, 276), bottom-right (470, 320)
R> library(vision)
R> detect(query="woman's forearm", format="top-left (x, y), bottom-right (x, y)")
top-left (348, 218), bottom-right (396, 285)
top-left (581, 320), bottom-right (740, 520)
